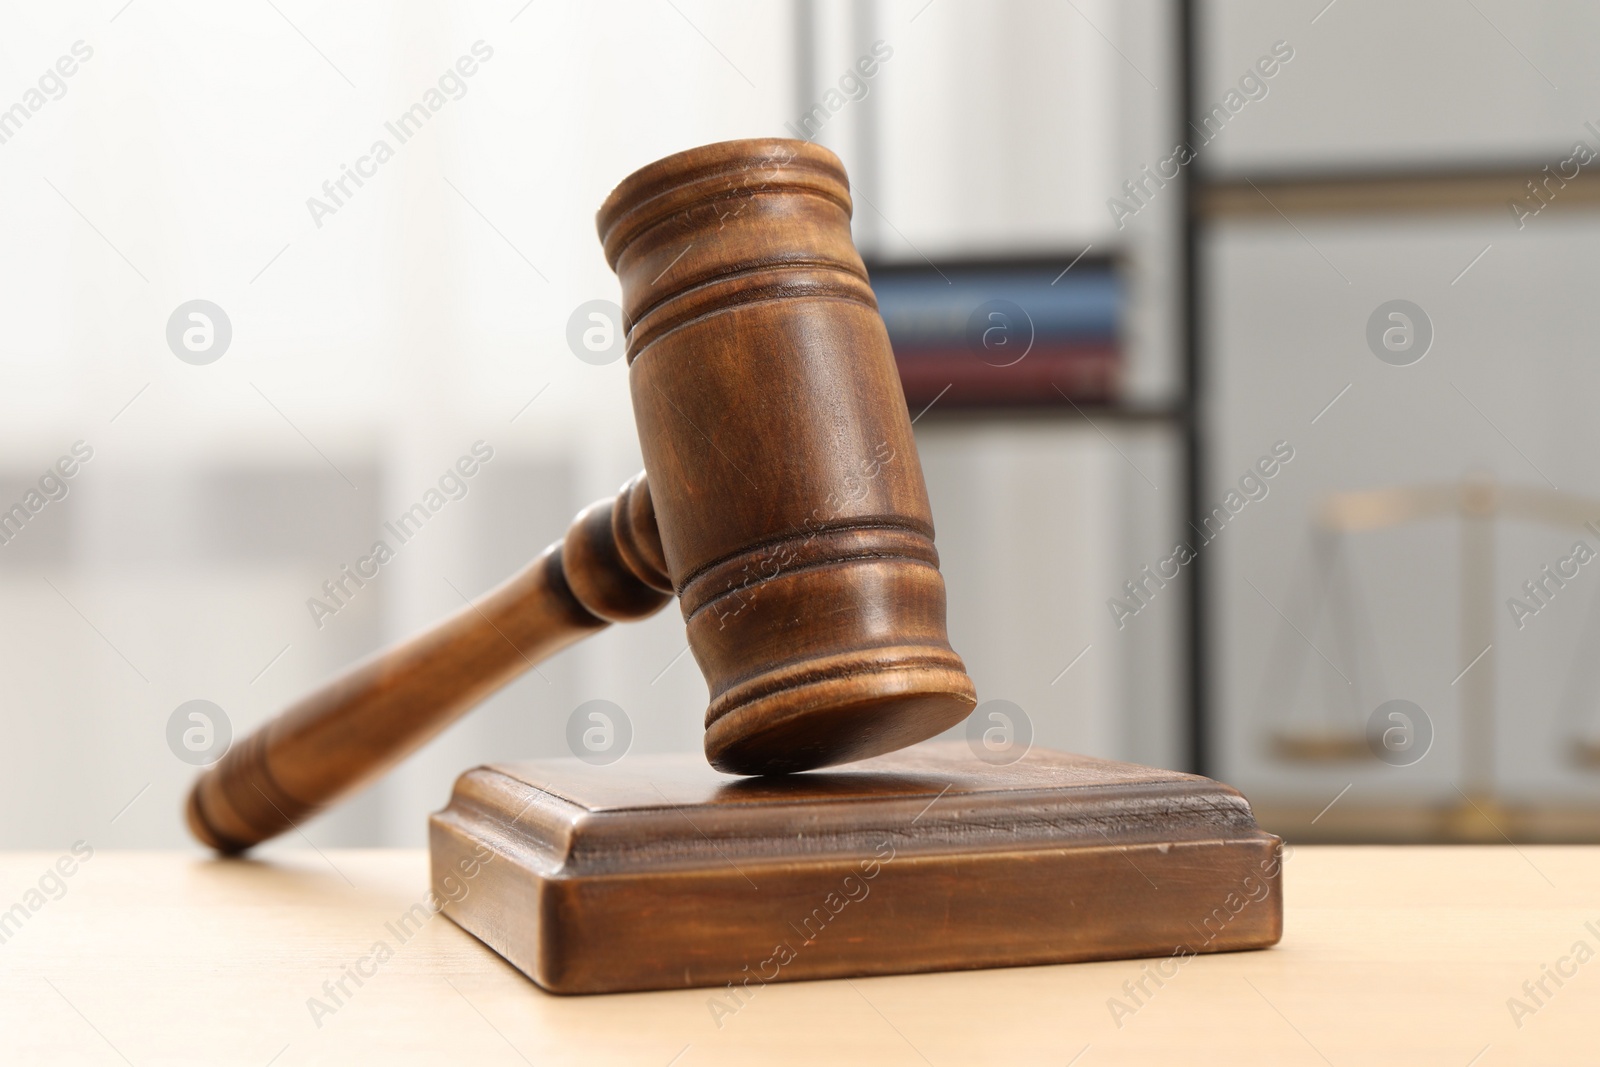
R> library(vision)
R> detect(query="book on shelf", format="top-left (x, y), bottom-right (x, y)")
top-left (868, 255), bottom-right (1121, 409)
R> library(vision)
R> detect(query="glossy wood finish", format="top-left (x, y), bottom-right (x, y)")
top-left (188, 138), bottom-right (975, 852)
top-left (430, 742), bottom-right (1284, 994)
top-left (186, 476), bottom-right (672, 853)
top-left (599, 139), bottom-right (975, 774)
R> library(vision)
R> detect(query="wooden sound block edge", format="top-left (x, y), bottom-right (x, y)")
top-left (429, 747), bottom-right (1285, 995)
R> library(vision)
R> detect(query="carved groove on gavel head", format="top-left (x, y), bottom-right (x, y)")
top-left (599, 137), bottom-right (977, 774)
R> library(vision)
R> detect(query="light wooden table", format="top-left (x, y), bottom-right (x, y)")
top-left (2, 846), bottom-right (1595, 1065)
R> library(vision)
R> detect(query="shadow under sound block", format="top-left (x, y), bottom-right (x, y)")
top-left (429, 741), bottom-right (1285, 994)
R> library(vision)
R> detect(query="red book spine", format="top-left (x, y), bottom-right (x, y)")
top-left (895, 343), bottom-right (1120, 406)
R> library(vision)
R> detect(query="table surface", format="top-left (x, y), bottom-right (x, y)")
top-left (2, 846), bottom-right (1595, 1065)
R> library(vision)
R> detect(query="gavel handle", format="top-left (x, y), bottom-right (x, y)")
top-left (186, 472), bottom-right (673, 854)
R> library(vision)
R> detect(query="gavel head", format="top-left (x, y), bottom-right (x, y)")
top-left (597, 138), bottom-right (977, 775)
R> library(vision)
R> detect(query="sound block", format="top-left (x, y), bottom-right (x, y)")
top-left (429, 741), bottom-right (1284, 994)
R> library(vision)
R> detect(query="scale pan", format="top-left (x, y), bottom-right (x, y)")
top-left (1570, 737), bottom-right (1600, 768)
top-left (1270, 729), bottom-right (1369, 763)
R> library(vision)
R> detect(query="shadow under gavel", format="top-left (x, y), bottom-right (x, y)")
top-left (187, 138), bottom-right (977, 854)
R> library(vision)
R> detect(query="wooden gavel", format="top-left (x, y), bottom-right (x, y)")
top-left (187, 138), bottom-right (977, 854)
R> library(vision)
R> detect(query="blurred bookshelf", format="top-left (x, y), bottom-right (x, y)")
top-left (1182, 1), bottom-right (1600, 841)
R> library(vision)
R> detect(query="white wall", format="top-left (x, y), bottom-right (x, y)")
top-left (0, 0), bottom-right (796, 850)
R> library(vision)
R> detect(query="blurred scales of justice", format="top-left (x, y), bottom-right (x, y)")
top-left (1261, 474), bottom-right (1600, 842)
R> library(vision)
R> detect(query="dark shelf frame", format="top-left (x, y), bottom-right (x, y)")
top-left (1201, 165), bottom-right (1600, 220)
top-left (1179, 0), bottom-right (1208, 776)
top-left (912, 402), bottom-right (1183, 425)
top-left (863, 250), bottom-right (1120, 278)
